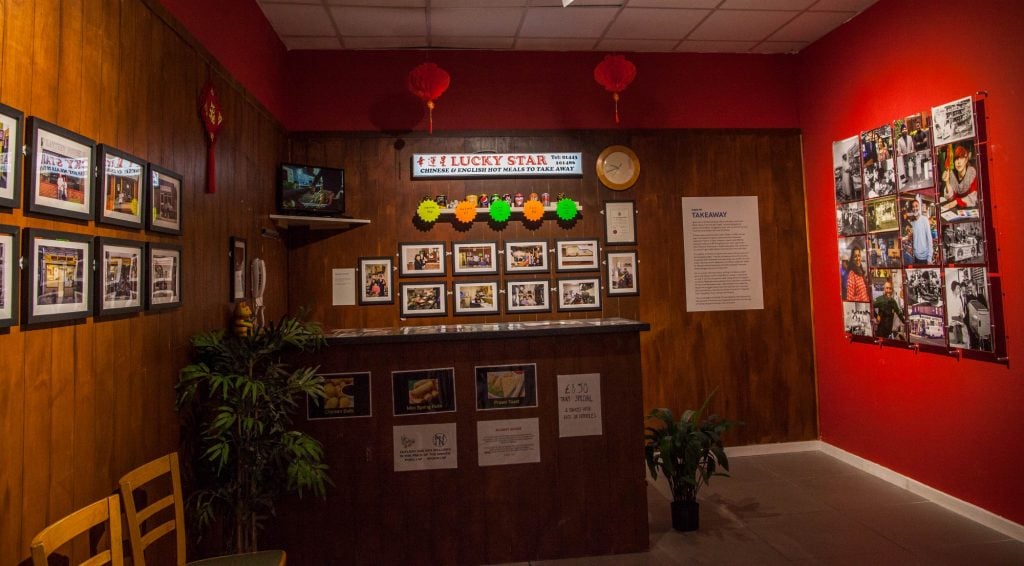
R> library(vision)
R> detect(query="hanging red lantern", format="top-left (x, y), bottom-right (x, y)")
top-left (199, 76), bottom-right (224, 193)
top-left (593, 55), bottom-right (637, 125)
top-left (407, 62), bottom-right (451, 134)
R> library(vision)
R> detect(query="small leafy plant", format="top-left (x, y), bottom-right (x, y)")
top-left (176, 313), bottom-right (331, 553)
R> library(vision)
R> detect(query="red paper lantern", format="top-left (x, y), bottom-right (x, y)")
top-left (199, 77), bottom-right (224, 193)
top-left (407, 62), bottom-right (451, 134)
top-left (593, 55), bottom-right (637, 124)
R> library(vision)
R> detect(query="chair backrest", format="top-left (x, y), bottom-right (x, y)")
top-left (30, 494), bottom-right (124, 566)
top-left (118, 452), bottom-right (187, 566)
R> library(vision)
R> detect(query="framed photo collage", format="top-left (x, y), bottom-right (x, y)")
top-left (358, 234), bottom-right (640, 319)
top-left (832, 94), bottom-right (1001, 358)
top-left (0, 104), bottom-right (183, 327)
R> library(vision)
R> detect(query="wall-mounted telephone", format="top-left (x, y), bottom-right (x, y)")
top-left (251, 258), bottom-right (267, 327)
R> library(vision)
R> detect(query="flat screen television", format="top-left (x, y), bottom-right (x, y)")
top-left (278, 163), bottom-right (345, 217)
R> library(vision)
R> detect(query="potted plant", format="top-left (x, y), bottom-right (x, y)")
top-left (175, 312), bottom-right (332, 553)
top-left (644, 389), bottom-right (738, 532)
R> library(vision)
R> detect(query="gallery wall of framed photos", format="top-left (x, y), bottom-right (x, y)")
top-left (832, 94), bottom-right (1004, 361)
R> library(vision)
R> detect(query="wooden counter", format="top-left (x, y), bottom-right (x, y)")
top-left (266, 318), bottom-right (650, 565)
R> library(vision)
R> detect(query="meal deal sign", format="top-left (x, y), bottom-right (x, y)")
top-left (411, 153), bottom-right (583, 178)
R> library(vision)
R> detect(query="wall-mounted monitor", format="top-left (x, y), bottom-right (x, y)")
top-left (278, 163), bottom-right (345, 217)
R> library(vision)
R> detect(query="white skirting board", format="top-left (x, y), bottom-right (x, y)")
top-left (723, 440), bottom-right (1024, 542)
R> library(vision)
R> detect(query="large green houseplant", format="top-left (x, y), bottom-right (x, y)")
top-left (644, 389), bottom-right (738, 531)
top-left (175, 313), bottom-right (332, 553)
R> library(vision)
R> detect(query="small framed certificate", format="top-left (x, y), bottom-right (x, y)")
top-left (604, 200), bottom-right (636, 245)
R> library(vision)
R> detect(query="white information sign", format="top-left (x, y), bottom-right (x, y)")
top-left (411, 152), bottom-right (583, 179)
top-left (477, 418), bottom-right (540, 467)
top-left (393, 422), bottom-right (458, 472)
top-left (331, 268), bottom-right (356, 306)
top-left (557, 373), bottom-right (602, 438)
top-left (681, 196), bottom-right (765, 312)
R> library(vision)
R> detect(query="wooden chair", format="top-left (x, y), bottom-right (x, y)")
top-left (118, 452), bottom-right (285, 566)
top-left (30, 494), bottom-right (124, 566)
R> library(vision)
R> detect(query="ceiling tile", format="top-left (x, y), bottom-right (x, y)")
top-left (282, 36), bottom-right (343, 50)
top-left (720, 0), bottom-right (814, 9)
top-left (596, 38), bottom-right (681, 51)
top-left (519, 6), bottom-right (618, 38)
top-left (529, 0), bottom-right (621, 5)
top-left (687, 10), bottom-right (798, 41)
top-left (434, 0), bottom-right (527, 5)
top-left (768, 10), bottom-right (855, 42)
top-left (324, 0), bottom-right (424, 5)
top-left (606, 8), bottom-right (709, 40)
top-left (343, 36), bottom-right (428, 49)
top-left (432, 36), bottom-right (517, 49)
top-left (514, 37), bottom-right (599, 50)
top-left (329, 7), bottom-right (427, 36)
top-left (628, 0), bottom-right (720, 7)
top-left (810, 0), bottom-right (879, 11)
top-left (260, 4), bottom-right (336, 36)
top-left (751, 40), bottom-right (807, 53)
top-left (674, 39), bottom-right (758, 52)
top-left (431, 8), bottom-right (524, 37)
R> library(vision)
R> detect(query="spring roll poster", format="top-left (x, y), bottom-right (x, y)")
top-left (392, 367), bottom-right (456, 416)
top-left (475, 364), bottom-right (538, 410)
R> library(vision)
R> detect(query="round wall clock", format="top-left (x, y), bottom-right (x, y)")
top-left (596, 145), bottom-right (640, 190)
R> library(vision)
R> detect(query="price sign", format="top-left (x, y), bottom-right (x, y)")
top-left (557, 373), bottom-right (602, 438)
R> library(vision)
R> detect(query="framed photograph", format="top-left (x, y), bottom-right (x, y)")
top-left (906, 267), bottom-right (946, 348)
top-left (604, 201), bottom-right (636, 245)
top-left (399, 281), bottom-right (447, 317)
top-left (24, 228), bottom-right (93, 325)
top-left (0, 103), bottom-right (25, 208)
top-left (607, 251), bottom-right (638, 296)
top-left (932, 95), bottom-right (975, 145)
top-left (555, 238), bottom-right (599, 272)
top-left (392, 367), bottom-right (456, 416)
top-left (95, 237), bottom-right (144, 317)
top-left (399, 241), bottom-right (446, 277)
top-left (452, 241), bottom-right (498, 275)
top-left (147, 243), bottom-right (181, 310)
top-left (945, 266), bottom-right (992, 352)
top-left (308, 372), bottom-right (372, 420)
top-left (231, 237), bottom-right (246, 301)
top-left (557, 277), bottom-right (601, 311)
top-left (0, 225), bottom-right (20, 327)
top-left (505, 280), bottom-right (550, 313)
top-left (147, 164), bottom-right (182, 235)
top-left (25, 117), bottom-right (95, 220)
top-left (832, 136), bottom-right (863, 203)
top-left (475, 363), bottom-right (538, 410)
top-left (96, 145), bottom-right (146, 228)
top-left (453, 280), bottom-right (499, 316)
top-left (898, 193), bottom-right (937, 265)
top-left (504, 240), bottom-right (549, 274)
top-left (866, 196), bottom-right (898, 233)
top-left (359, 256), bottom-right (394, 305)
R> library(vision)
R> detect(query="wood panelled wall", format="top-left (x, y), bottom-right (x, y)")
top-left (0, 1), bottom-right (289, 563)
top-left (287, 130), bottom-right (817, 447)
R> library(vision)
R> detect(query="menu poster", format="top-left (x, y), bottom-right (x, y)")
top-left (477, 418), bottom-right (540, 467)
top-left (475, 364), bottom-right (538, 410)
top-left (307, 372), bottom-right (371, 420)
top-left (557, 373), bottom-right (603, 438)
top-left (393, 423), bottom-right (458, 472)
top-left (392, 367), bottom-right (456, 416)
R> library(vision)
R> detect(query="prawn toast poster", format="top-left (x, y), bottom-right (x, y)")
top-left (392, 367), bottom-right (456, 416)
top-left (475, 364), bottom-right (538, 410)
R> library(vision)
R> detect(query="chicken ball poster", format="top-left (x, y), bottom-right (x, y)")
top-left (831, 95), bottom-right (999, 355)
top-left (393, 367), bottom-right (456, 416)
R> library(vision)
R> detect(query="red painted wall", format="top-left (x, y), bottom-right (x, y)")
top-left (798, 0), bottom-right (1024, 524)
top-left (158, 0), bottom-right (288, 120)
top-left (283, 50), bottom-right (799, 131)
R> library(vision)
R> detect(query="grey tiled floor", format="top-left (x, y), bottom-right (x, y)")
top-left (513, 451), bottom-right (1024, 565)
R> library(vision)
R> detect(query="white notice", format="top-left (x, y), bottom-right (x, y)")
top-left (557, 373), bottom-right (602, 438)
top-left (477, 418), bottom-right (540, 467)
top-left (681, 196), bottom-right (765, 312)
top-left (393, 423), bottom-right (458, 472)
top-left (331, 268), bottom-right (356, 306)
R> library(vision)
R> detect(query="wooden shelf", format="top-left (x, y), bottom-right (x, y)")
top-left (436, 203), bottom-right (581, 217)
top-left (270, 214), bottom-right (371, 231)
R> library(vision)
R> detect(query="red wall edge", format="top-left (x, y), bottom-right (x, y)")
top-left (798, 0), bottom-right (1024, 524)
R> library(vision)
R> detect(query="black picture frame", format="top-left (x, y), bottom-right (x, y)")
top-left (0, 224), bottom-right (20, 327)
top-left (556, 277), bottom-right (602, 312)
top-left (603, 200), bottom-right (637, 245)
top-left (0, 102), bottom-right (25, 209)
top-left (452, 241), bottom-right (499, 276)
top-left (399, 281), bottom-right (447, 318)
top-left (398, 241), bottom-right (447, 277)
top-left (606, 251), bottom-right (639, 296)
top-left (505, 279), bottom-right (551, 314)
top-left (94, 236), bottom-right (145, 317)
top-left (147, 242), bottom-right (182, 310)
top-left (555, 238), bottom-right (600, 272)
top-left (453, 280), bottom-right (500, 316)
top-left (25, 117), bottom-right (96, 220)
top-left (231, 237), bottom-right (246, 302)
top-left (358, 256), bottom-right (394, 305)
top-left (24, 228), bottom-right (94, 325)
top-left (504, 240), bottom-right (549, 274)
top-left (95, 145), bottom-right (147, 229)
top-left (147, 163), bottom-right (183, 235)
